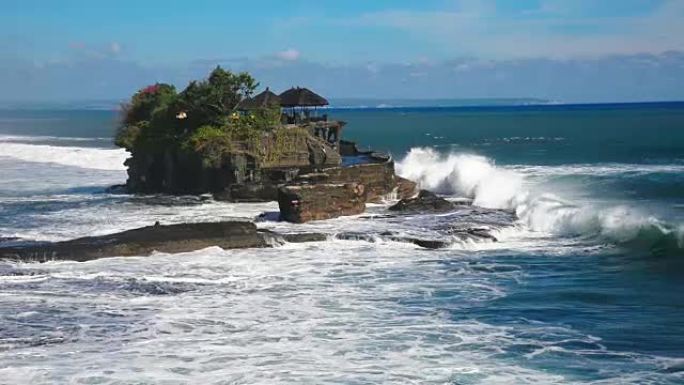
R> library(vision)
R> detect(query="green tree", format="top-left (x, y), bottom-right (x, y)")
top-left (177, 67), bottom-right (259, 131)
top-left (116, 67), bottom-right (263, 161)
top-left (122, 83), bottom-right (177, 126)
top-left (208, 66), bottom-right (258, 109)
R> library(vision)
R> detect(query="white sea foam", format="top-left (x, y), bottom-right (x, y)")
top-left (396, 148), bottom-right (523, 208)
top-left (0, 140), bottom-right (128, 171)
top-left (0, 244), bottom-right (621, 384)
top-left (1, 243), bottom-right (677, 384)
top-left (396, 147), bottom-right (683, 249)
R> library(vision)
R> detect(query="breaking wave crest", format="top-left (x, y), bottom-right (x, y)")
top-left (0, 139), bottom-right (128, 171)
top-left (396, 148), bottom-right (684, 253)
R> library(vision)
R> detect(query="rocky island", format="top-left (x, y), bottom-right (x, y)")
top-left (0, 67), bottom-right (505, 262)
top-left (114, 66), bottom-right (416, 220)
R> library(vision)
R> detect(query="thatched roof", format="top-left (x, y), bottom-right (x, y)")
top-left (237, 88), bottom-right (281, 110)
top-left (279, 87), bottom-right (329, 107)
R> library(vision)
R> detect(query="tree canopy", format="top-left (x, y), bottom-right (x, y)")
top-left (115, 66), bottom-right (276, 159)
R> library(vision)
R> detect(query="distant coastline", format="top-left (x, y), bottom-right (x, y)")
top-left (2, 98), bottom-right (684, 111)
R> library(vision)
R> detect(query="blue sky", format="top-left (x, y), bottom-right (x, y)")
top-left (2, 0), bottom-right (684, 102)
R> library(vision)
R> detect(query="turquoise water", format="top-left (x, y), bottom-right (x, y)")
top-left (337, 103), bottom-right (684, 165)
top-left (0, 103), bottom-right (683, 384)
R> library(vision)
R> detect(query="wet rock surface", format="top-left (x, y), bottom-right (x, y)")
top-left (0, 221), bottom-right (268, 262)
top-left (395, 176), bottom-right (418, 200)
top-left (389, 190), bottom-right (463, 213)
top-left (278, 183), bottom-right (366, 223)
top-left (0, 188), bottom-right (518, 263)
top-left (319, 162), bottom-right (397, 203)
top-left (0, 237), bottom-right (21, 244)
top-left (334, 232), bottom-right (451, 249)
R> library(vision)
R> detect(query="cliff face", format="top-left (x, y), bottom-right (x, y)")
top-left (124, 129), bottom-right (341, 194)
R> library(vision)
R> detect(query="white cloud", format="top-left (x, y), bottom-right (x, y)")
top-left (4, 50), bottom-right (684, 103)
top-left (347, 0), bottom-right (684, 59)
top-left (110, 42), bottom-right (122, 55)
top-left (275, 48), bottom-right (301, 61)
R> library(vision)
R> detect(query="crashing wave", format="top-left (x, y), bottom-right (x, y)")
top-left (0, 140), bottom-right (128, 171)
top-left (396, 147), bottom-right (684, 253)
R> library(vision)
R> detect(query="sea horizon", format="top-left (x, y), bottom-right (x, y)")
top-left (2, 98), bottom-right (684, 112)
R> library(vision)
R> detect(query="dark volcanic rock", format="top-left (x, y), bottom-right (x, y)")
top-left (274, 232), bottom-right (328, 243)
top-left (0, 221), bottom-right (268, 262)
top-left (334, 232), bottom-right (450, 249)
top-left (389, 190), bottom-right (461, 213)
top-left (124, 131), bottom-right (341, 195)
top-left (213, 183), bottom-right (280, 202)
top-left (278, 183), bottom-right (366, 223)
top-left (104, 184), bottom-right (128, 194)
top-left (451, 228), bottom-right (498, 242)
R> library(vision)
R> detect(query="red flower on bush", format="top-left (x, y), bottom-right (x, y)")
top-left (141, 84), bottom-right (160, 94)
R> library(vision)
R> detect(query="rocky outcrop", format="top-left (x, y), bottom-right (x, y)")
top-left (395, 176), bottom-right (418, 200)
top-left (0, 221), bottom-right (268, 262)
top-left (389, 190), bottom-right (461, 213)
top-left (278, 183), bottom-right (366, 223)
top-left (0, 219), bottom-right (466, 263)
top-left (273, 155), bottom-right (418, 223)
top-left (213, 157), bottom-right (416, 206)
top-left (293, 157), bottom-right (415, 203)
top-left (125, 129), bottom-right (341, 195)
top-left (320, 162), bottom-right (394, 203)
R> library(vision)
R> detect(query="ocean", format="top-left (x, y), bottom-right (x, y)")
top-left (0, 103), bottom-right (683, 384)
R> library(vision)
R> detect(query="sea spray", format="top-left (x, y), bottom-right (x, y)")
top-left (395, 147), bottom-right (523, 208)
top-left (396, 147), bottom-right (684, 252)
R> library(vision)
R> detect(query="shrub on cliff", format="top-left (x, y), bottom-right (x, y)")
top-left (182, 106), bottom-right (283, 167)
top-left (184, 125), bottom-right (234, 167)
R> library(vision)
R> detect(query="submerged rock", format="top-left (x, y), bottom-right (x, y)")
top-left (389, 190), bottom-right (461, 213)
top-left (278, 183), bottom-right (366, 223)
top-left (444, 226), bottom-right (498, 242)
top-left (271, 232), bottom-right (329, 243)
top-left (335, 232), bottom-right (450, 249)
top-left (0, 237), bottom-right (20, 244)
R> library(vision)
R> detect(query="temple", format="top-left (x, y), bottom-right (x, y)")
top-left (238, 86), bottom-right (345, 149)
